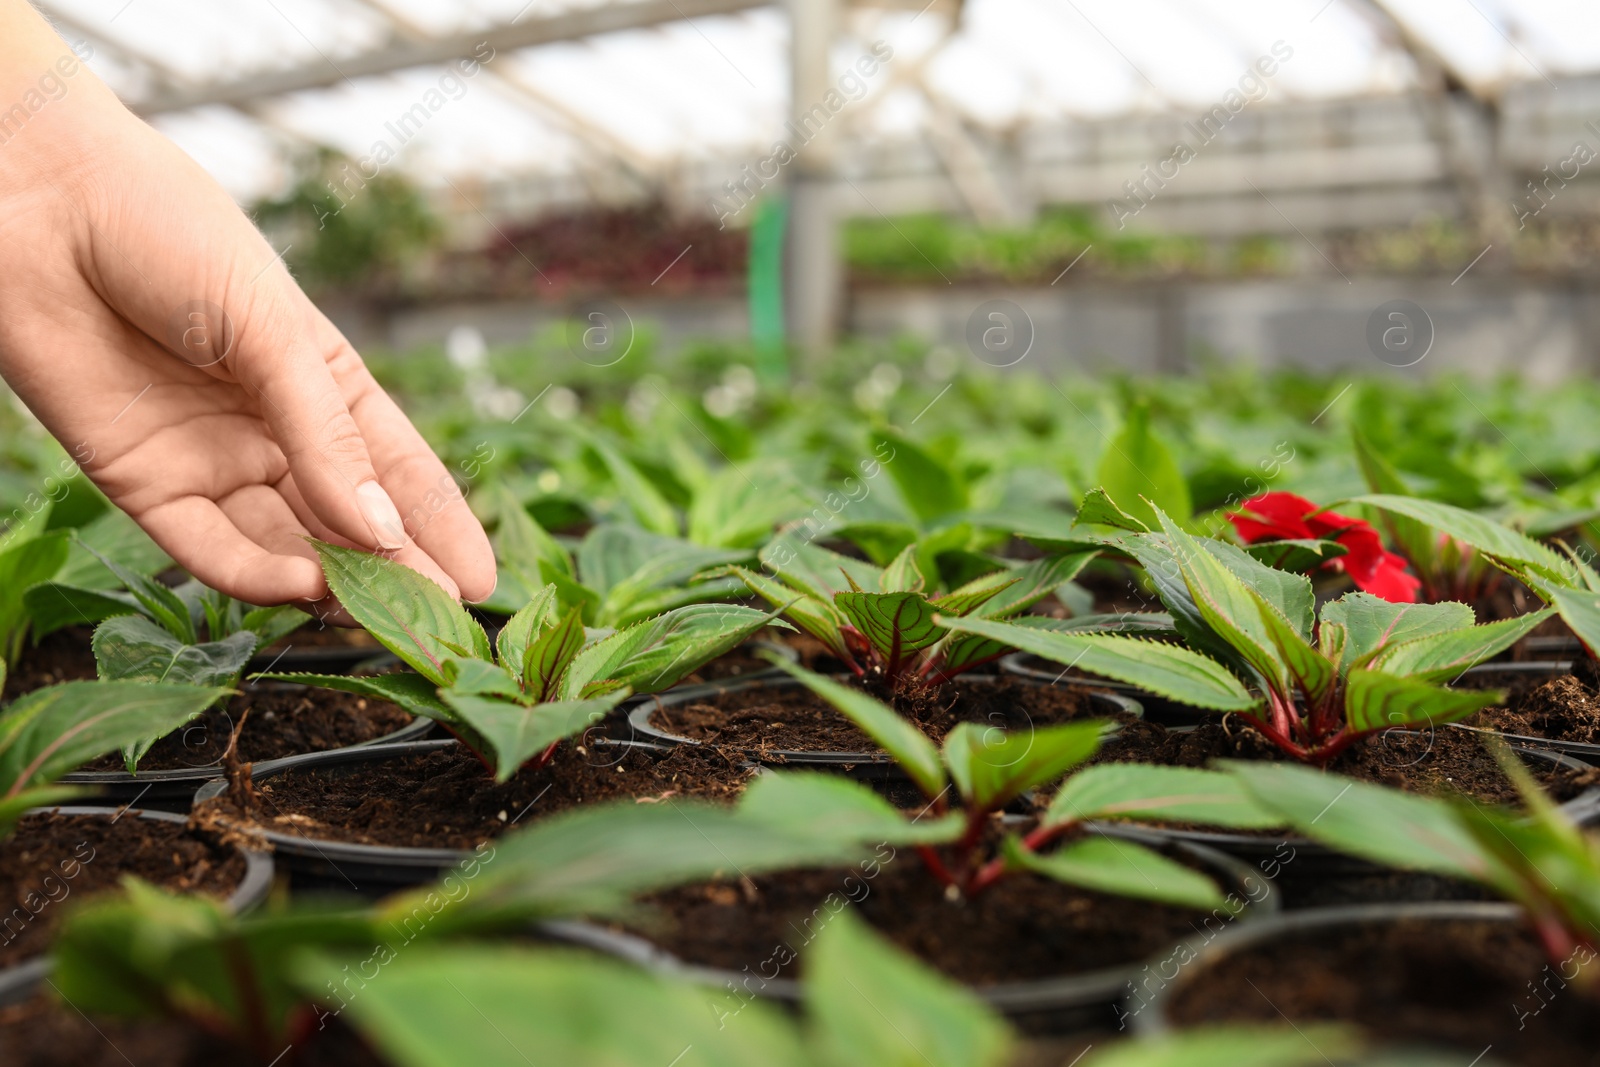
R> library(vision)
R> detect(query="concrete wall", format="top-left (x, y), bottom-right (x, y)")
top-left (351, 276), bottom-right (1600, 383)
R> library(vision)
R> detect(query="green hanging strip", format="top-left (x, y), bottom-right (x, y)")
top-left (747, 194), bottom-right (789, 385)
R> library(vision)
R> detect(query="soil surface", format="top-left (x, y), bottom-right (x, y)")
top-left (0, 810), bottom-right (247, 968)
top-left (258, 624), bottom-right (381, 653)
top-left (677, 642), bottom-right (786, 685)
top-left (205, 740), bottom-right (759, 850)
top-left (78, 688), bottom-right (413, 773)
top-left (4, 627), bottom-right (98, 699)
top-left (1459, 659), bottom-right (1600, 746)
top-left (1095, 719), bottom-right (1600, 807)
top-left (1164, 916), bottom-right (1600, 1066)
top-left (0, 1000), bottom-right (384, 1067)
top-left (625, 850), bottom-right (1225, 986)
top-left (647, 677), bottom-right (1112, 756)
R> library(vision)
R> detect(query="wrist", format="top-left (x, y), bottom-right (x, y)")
top-left (0, 2), bottom-right (117, 192)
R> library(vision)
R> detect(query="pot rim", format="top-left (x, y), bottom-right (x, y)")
top-left (190, 736), bottom-right (677, 880)
top-left (1125, 899), bottom-right (1527, 1038)
top-left (0, 804), bottom-right (274, 1008)
top-left (625, 673), bottom-right (1145, 766)
top-left (537, 823), bottom-right (1277, 1017)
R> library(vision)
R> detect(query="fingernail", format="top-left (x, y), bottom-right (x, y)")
top-left (356, 480), bottom-right (408, 550)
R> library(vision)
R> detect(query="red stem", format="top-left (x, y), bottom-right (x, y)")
top-left (529, 741), bottom-right (561, 774)
top-left (914, 845), bottom-right (958, 887)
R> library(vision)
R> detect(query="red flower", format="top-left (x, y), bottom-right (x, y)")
top-left (1229, 492), bottom-right (1420, 603)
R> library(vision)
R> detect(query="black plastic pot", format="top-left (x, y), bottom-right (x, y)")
top-left (1126, 900), bottom-right (1528, 1044)
top-left (1082, 741), bottom-right (1600, 884)
top-left (191, 736), bottom-right (674, 893)
top-left (0, 805), bottom-right (274, 1008)
top-left (626, 673), bottom-right (1144, 772)
top-left (1000, 653), bottom-right (1206, 727)
top-left (59, 681), bottom-right (434, 807)
top-left (538, 824), bottom-right (1277, 1033)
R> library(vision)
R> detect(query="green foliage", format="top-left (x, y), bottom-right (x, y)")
top-left (274, 545), bottom-right (779, 779)
top-left (759, 661), bottom-right (1264, 906)
top-left (0, 680), bottom-right (226, 833)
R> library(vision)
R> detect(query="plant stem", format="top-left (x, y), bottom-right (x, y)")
top-left (914, 845), bottom-right (958, 887)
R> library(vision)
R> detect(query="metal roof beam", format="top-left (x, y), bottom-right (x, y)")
top-left (133, 0), bottom-right (770, 116)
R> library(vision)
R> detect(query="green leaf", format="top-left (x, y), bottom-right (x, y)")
top-left (1343, 668), bottom-right (1500, 733)
top-left (495, 584), bottom-right (560, 679)
top-left (1238, 538), bottom-right (1348, 573)
top-left (1154, 512), bottom-right (1294, 698)
top-left (92, 615), bottom-right (254, 689)
top-left (0, 680), bottom-right (228, 795)
top-left (0, 531), bottom-right (71, 660)
top-left (489, 481), bottom-right (573, 589)
top-left (522, 606), bottom-right (587, 701)
top-left (963, 552), bottom-right (1097, 619)
top-left (1007, 835), bottom-right (1225, 910)
top-left (874, 431), bottom-right (968, 524)
top-left (1316, 594), bottom-right (1476, 673)
top-left (686, 460), bottom-right (810, 549)
top-left (729, 564), bottom-right (850, 661)
top-left (1045, 764), bottom-right (1284, 831)
top-left (737, 771), bottom-right (964, 846)
top-left (50, 507), bottom-right (170, 592)
top-left (943, 721), bottom-right (1104, 813)
top-left (311, 540), bottom-right (490, 686)
top-left (806, 909), bottom-right (1012, 1067)
top-left (78, 542), bottom-right (194, 644)
top-left (1547, 586), bottom-right (1600, 656)
top-left (1094, 403), bottom-right (1192, 528)
top-left (833, 590), bottom-right (942, 670)
top-left (578, 525), bottom-right (747, 626)
top-left (1082, 1025), bottom-right (1362, 1067)
top-left (255, 671), bottom-right (453, 723)
top-left (1074, 487), bottom-right (1149, 532)
top-left (427, 800), bottom-right (878, 924)
top-left (565, 604), bottom-right (781, 697)
top-left (239, 605), bottom-right (310, 647)
top-left (1366, 609), bottom-right (1554, 683)
top-left (297, 945), bottom-right (811, 1067)
top-left (443, 658), bottom-right (522, 698)
top-left (587, 436), bottom-right (680, 537)
top-left (766, 660), bottom-right (946, 799)
top-left (937, 616), bottom-right (1260, 713)
top-left (442, 691), bottom-right (628, 781)
top-left (1196, 535), bottom-right (1316, 640)
top-left (23, 582), bottom-right (138, 642)
top-left (1226, 762), bottom-right (1495, 881)
top-left (1345, 494), bottom-right (1578, 586)
top-left (880, 543), bottom-right (927, 593)
top-left (759, 538), bottom-right (883, 601)
top-left (1352, 425), bottom-right (1437, 570)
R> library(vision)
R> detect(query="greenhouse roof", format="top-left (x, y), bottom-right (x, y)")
top-left (38, 0), bottom-right (1600, 206)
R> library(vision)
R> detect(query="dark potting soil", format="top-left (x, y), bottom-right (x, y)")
top-left (207, 741), bottom-right (759, 850)
top-left (678, 643), bottom-right (784, 685)
top-left (626, 852), bottom-right (1218, 986)
top-left (3, 627), bottom-right (97, 699)
top-left (0, 811), bottom-right (247, 968)
top-left (77, 688), bottom-right (413, 772)
top-left (0, 999), bottom-right (385, 1067)
top-left (647, 676), bottom-right (1111, 756)
top-left (1164, 916), bottom-right (1600, 1066)
top-left (1095, 719), bottom-right (1600, 807)
top-left (1460, 659), bottom-right (1600, 746)
top-left (258, 623), bottom-right (382, 653)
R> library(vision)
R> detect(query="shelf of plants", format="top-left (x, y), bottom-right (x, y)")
top-left (2, 355), bottom-right (1600, 1066)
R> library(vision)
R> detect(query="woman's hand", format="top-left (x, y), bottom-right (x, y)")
top-left (0, 1), bottom-right (494, 615)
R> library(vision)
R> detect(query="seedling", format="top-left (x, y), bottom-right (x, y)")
top-left (47, 798), bottom-right (952, 1064)
top-left (727, 538), bottom-right (1104, 695)
top-left (264, 541), bottom-right (785, 779)
top-left (487, 480), bottom-right (754, 627)
top-left (1229, 746), bottom-right (1600, 972)
top-left (1351, 493), bottom-right (1600, 659)
top-left (939, 491), bottom-right (1551, 763)
top-left (0, 679), bottom-right (227, 835)
top-left (745, 660), bottom-right (1279, 904)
